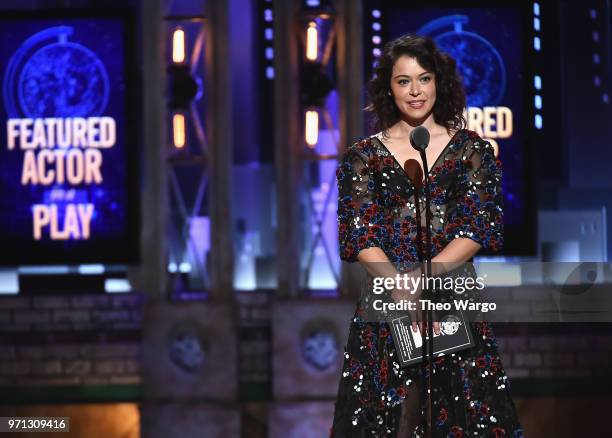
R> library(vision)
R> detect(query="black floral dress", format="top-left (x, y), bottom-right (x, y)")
top-left (330, 130), bottom-right (524, 437)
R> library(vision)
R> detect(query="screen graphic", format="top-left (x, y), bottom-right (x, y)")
top-left (0, 14), bottom-right (139, 265)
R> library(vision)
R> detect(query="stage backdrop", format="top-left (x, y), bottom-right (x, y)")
top-left (363, 0), bottom-right (536, 256)
top-left (0, 11), bottom-right (139, 265)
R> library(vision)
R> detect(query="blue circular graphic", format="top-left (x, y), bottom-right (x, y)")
top-left (417, 15), bottom-right (507, 107)
top-left (435, 31), bottom-right (506, 107)
top-left (18, 42), bottom-right (109, 117)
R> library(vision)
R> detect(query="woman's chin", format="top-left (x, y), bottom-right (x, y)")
top-left (400, 109), bottom-right (433, 125)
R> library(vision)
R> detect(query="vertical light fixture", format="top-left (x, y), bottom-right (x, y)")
top-left (167, 24), bottom-right (199, 150)
top-left (305, 109), bottom-right (319, 146)
top-left (172, 27), bottom-right (186, 64)
top-left (304, 19), bottom-right (320, 147)
top-left (306, 21), bottom-right (318, 61)
top-left (164, 14), bottom-right (209, 294)
top-left (533, 1), bottom-right (543, 130)
top-left (171, 27), bottom-right (187, 148)
top-left (298, 0), bottom-right (340, 290)
top-left (173, 113), bottom-right (186, 148)
top-left (300, 3), bottom-right (335, 149)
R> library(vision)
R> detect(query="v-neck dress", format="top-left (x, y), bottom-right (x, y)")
top-left (330, 130), bottom-right (524, 437)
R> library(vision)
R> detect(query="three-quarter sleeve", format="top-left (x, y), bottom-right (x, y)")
top-left (336, 144), bottom-right (387, 262)
top-left (445, 136), bottom-right (504, 251)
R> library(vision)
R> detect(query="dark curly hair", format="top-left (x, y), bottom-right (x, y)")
top-left (366, 34), bottom-right (467, 135)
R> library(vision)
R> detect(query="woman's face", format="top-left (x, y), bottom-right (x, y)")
top-left (389, 55), bottom-right (436, 123)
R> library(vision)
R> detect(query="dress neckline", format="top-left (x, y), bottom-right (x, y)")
top-left (372, 129), bottom-right (463, 177)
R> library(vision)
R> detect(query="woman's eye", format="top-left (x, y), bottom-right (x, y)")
top-left (398, 79), bottom-right (409, 85)
top-left (420, 76), bottom-right (432, 83)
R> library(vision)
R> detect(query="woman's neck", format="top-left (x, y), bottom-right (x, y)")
top-left (388, 116), bottom-right (445, 140)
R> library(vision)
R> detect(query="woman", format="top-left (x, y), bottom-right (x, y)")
top-left (330, 34), bottom-right (524, 437)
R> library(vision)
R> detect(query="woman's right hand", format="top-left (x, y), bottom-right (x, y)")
top-left (391, 287), bottom-right (440, 336)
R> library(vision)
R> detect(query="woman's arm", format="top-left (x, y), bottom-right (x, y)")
top-left (357, 229), bottom-right (482, 335)
top-left (356, 246), bottom-right (401, 279)
top-left (432, 237), bottom-right (480, 263)
top-left (357, 237), bottom-right (481, 287)
top-left (436, 134), bottom-right (503, 273)
top-left (358, 246), bottom-right (427, 332)
top-left (429, 237), bottom-right (481, 276)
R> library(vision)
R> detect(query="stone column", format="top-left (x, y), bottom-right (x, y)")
top-left (206, 0), bottom-right (235, 299)
top-left (337, 0), bottom-right (365, 300)
top-left (274, 0), bottom-right (302, 297)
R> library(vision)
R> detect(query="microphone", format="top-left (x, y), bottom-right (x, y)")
top-left (404, 158), bottom-right (425, 269)
top-left (409, 126), bottom-right (430, 152)
top-left (403, 158), bottom-right (423, 189)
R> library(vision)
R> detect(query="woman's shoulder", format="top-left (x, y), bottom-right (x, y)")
top-left (455, 129), bottom-right (497, 153)
top-left (343, 134), bottom-right (384, 159)
top-left (457, 128), bottom-right (495, 146)
top-left (460, 129), bottom-right (485, 142)
top-left (453, 129), bottom-right (500, 168)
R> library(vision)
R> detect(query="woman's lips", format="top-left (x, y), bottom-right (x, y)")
top-left (408, 101), bottom-right (425, 109)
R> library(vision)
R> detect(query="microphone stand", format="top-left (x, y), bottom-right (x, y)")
top-left (418, 150), bottom-right (435, 438)
top-left (404, 152), bottom-right (435, 438)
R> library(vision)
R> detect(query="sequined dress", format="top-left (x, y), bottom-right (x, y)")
top-left (330, 130), bottom-right (524, 437)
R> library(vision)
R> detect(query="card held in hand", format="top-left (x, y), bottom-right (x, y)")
top-left (389, 307), bottom-right (474, 367)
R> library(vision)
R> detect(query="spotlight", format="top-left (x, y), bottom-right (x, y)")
top-left (173, 113), bottom-right (186, 148)
top-left (172, 27), bottom-right (186, 64)
top-left (305, 110), bottom-right (319, 147)
top-left (306, 21), bottom-right (318, 61)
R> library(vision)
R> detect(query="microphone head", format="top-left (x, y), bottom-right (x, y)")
top-left (409, 126), bottom-right (430, 152)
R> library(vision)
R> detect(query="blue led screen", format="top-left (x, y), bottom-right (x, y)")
top-left (364, 1), bottom-right (535, 255)
top-left (0, 14), bottom-right (139, 265)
